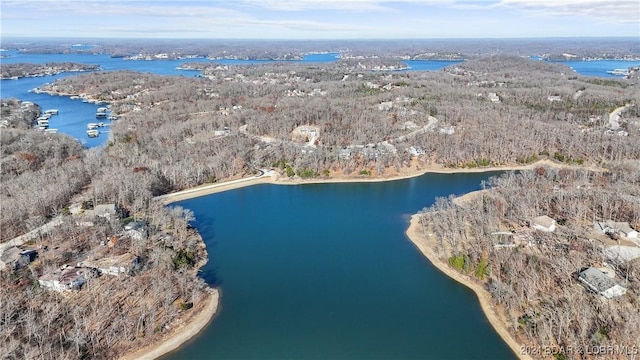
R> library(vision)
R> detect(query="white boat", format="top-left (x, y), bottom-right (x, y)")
top-left (37, 119), bottom-right (49, 128)
top-left (87, 123), bottom-right (99, 130)
top-left (44, 109), bottom-right (59, 115)
top-left (86, 129), bottom-right (99, 137)
top-left (96, 107), bottom-right (108, 118)
top-left (607, 69), bottom-right (629, 76)
top-left (44, 128), bottom-right (58, 134)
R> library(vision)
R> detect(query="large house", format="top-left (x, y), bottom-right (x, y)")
top-left (80, 253), bottom-right (140, 276)
top-left (531, 215), bottom-right (556, 232)
top-left (38, 266), bottom-right (92, 292)
top-left (578, 267), bottom-right (627, 298)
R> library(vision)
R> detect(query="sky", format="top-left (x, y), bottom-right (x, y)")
top-left (1, 0), bottom-right (639, 39)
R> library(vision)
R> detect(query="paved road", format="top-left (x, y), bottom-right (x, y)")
top-left (608, 104), bottom-right (630, 129)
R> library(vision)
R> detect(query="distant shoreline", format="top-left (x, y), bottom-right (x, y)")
top-left (160, 159), bottom-right (584, 205)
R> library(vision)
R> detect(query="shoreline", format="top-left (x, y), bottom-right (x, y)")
top-left (405, 215), bottom-right (531, 360)
top-left (118, 288), bottom-right (220, 360)
top-left (159, 159), bottom-right (587, 204)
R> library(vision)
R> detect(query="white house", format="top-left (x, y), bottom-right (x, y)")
top-left (38, 267), bottom-right (88, 292)
top-left (594, 220), bottom-right (638, 239)
top-left (93, 204), bottom-right (117, 219)
top-left (531, 215), bottom-right (556, 232)
top-left (80, 253), bottom-right (139, 276)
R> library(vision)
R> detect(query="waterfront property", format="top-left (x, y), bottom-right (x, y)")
top-left (80, 253), bottom-right (140, 276)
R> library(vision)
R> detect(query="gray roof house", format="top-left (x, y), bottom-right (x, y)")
top-left (124, 221), bottom-right (148, 240)
top-left (594, 220), bottom-right (638, 239)
top-left (578, 267), bottom-right (627, 298)
top-left (0, 247), bottom-right (37, 271)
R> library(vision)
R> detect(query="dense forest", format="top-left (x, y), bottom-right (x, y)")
top-left (1, 53), bottom-right (639, 359)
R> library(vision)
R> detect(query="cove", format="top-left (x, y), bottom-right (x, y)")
top-left (165, 172), bottom-right (516, 359)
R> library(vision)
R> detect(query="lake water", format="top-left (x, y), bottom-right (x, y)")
top-left (558, 60), bottom-right (640, 77)
top-left (165, 173), bottom-right (516, 359)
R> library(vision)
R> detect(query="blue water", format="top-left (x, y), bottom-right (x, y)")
top-left (529, 57), bottom-right (639, 78)
top-left (166, 173), bottom-right (516, 359)
top-left (405, 60), bottom-right (463, 71)
top-left (0, 73), bottom-right (115, 148)
top-left (560, 60), bottom-right (640, 78)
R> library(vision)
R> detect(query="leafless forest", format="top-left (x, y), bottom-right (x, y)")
top-left (3, 37), bottom-right (638, 60)
top-left (418, 164), bottom-right (640, 359)
top-left (1, 51), bottom-right (639, 359)
top-left (0, 63), bottom-right (99, 80)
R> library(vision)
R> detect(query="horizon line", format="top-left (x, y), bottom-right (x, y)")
top-left (2, 36), bottom-right (639, 41)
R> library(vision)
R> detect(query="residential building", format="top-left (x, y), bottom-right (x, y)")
top-left (531, 215), bottom-right (556, 232)
top-left (578, 267), bottom-right (627, 298)
top-left (594, 220), bottom-right (638, 239)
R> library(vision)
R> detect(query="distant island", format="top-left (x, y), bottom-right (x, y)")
top-left (0, 62), bottom-right (99, 79)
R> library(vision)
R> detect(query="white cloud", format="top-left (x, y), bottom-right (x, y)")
top-left (498, 0), bottom-right (640, 24)
top-left (238, 0), bottom-right (459, 12)
top-left (2, 0), bottom-right (245, 19)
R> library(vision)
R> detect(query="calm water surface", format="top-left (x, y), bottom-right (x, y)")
top-left (166, 173), bottom-right (516, 359)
